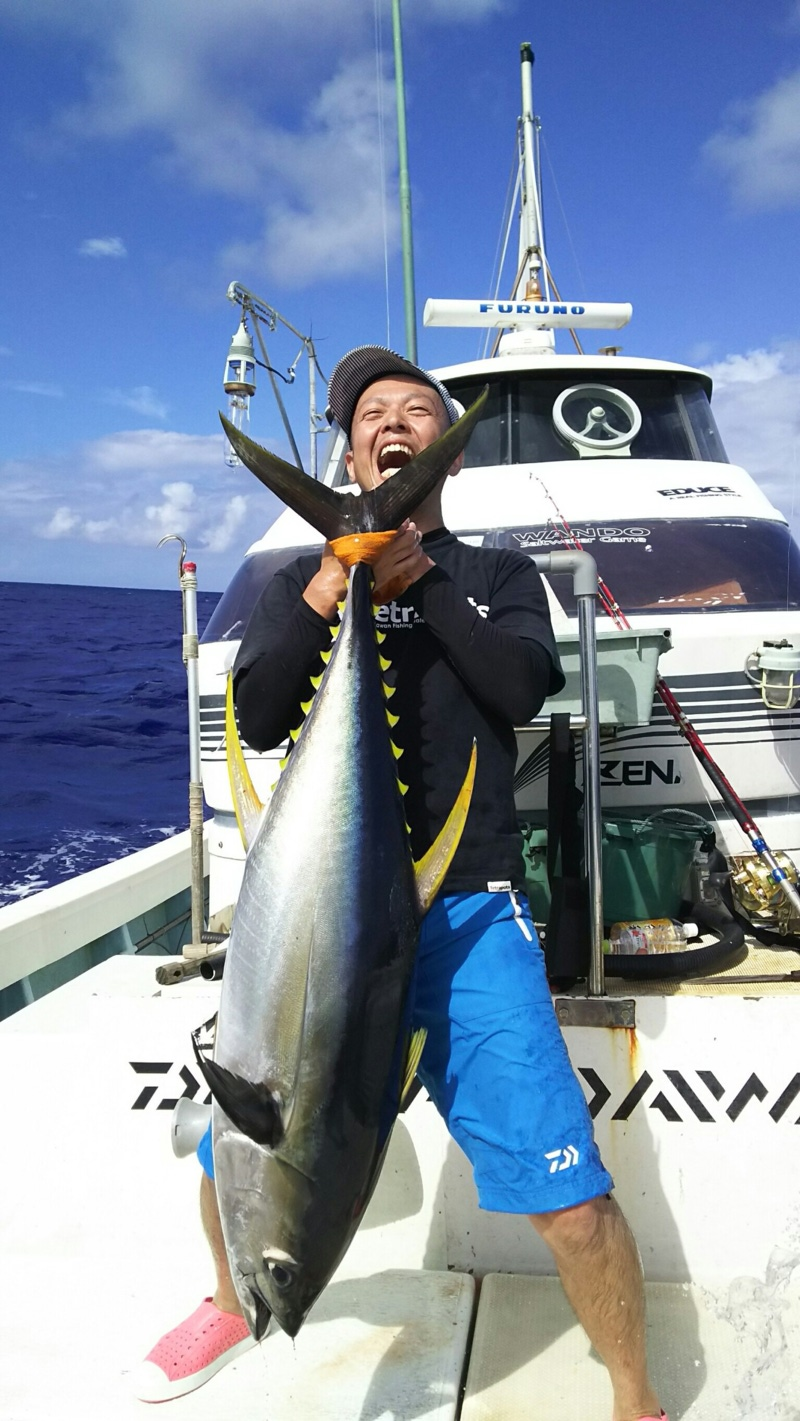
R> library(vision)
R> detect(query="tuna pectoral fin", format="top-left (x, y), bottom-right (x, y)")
top-left (225, 673), bottom-right (264, 851)
top-left (413, 740), bottom-right (478, 915)
top-left (193, 1046), bottom-right (283, 1148)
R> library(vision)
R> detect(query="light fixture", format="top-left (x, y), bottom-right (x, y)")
top-left (222, 318), bottom-right (257, 467)
top-left (745, 638), bottom-right (800, 710)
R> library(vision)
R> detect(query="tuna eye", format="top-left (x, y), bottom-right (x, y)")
top-left (268, 1262), bottom-right (293, 1291)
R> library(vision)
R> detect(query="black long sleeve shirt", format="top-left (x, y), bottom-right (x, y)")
top-left (234, 528), bottom-right (564, 893)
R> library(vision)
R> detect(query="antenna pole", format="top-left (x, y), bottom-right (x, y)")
top-left (519, 42), bottom-right (543, 298)
top-left (392, 0), bottom-right (418, 362)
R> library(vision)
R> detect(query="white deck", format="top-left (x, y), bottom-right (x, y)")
top-left (3, 955), bottom-right (800, 1418)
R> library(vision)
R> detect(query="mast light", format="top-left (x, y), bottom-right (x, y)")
top-left (222, 319), bottom-right (256, 468)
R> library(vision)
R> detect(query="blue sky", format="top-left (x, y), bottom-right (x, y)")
top-left (1, 0), bottom-right (799, 591)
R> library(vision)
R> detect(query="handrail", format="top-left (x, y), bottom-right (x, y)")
top-left (532, 551), bottom-right (604, 995)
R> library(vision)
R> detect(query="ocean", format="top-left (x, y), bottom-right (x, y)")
top-left (0, 580), bottom-right (220, 907)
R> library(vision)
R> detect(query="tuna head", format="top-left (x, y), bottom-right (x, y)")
top-left (216, 1124), bottom-right (360, 1339)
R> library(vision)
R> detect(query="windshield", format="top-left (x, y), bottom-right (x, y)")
top-left (495, 519), bottom-right (800, 614)
top-left (201, 544), bottom-right (320, 643)
top-left (321, 370), bottom-right (727, 483)
top-left (448, 371), bottom-right (727, 467)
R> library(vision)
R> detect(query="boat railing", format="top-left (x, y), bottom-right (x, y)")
top-left (0, 827), bottom-right (208, 1016)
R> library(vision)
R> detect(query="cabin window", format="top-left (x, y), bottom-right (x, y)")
top-left (495, 519), bottom-right (800, 615)
top-left (445, 373), bottom-right (729, 466)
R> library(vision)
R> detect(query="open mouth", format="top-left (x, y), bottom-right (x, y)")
top-left (377, 443), bottom-right (414, 478)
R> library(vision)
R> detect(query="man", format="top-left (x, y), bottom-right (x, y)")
top-left (135, 346), bottom-right (667, 1421)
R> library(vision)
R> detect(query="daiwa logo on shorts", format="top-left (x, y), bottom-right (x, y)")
top-left (545, 1144), bottom-right (580, 1173)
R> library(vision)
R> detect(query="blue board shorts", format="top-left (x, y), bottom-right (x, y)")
top-left (197, 889), bottom-right (613, 1215)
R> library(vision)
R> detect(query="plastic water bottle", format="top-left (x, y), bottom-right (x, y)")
top-left (608, 919), bottom-right (698, 955)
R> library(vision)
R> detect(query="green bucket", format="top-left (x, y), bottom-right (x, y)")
top-left (521, 825), bottom-right (550, 923)
top-left (521, 810), bottom-right (714, 925)
top-left (601, 810), bottom-right (713, 922)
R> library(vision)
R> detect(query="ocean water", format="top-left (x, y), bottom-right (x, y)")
top-left (0, 581), bottom-right (220, 906)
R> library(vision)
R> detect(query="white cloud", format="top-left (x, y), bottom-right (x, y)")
top-left (202, 494), bottom-right (248, 552)
top-left (1, 424), bottom-right (283, 557)
top-left (3, 380), bottom-right (64, 397)
top-left (43, 506), bottom-right (81, 538)
top-left (103, 385), bottom-right (168, 419)
top-left (78, 236), bottom-right (128, 258)
top-left (9, 0), bottom-right (499, 287)
top-left (704, 67), bottom-right (800, 210)
top-left (708, 343), bottom-right (800, 531)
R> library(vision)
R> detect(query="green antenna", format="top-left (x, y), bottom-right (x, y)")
top-left (392, 0), bottom-right (418, 363)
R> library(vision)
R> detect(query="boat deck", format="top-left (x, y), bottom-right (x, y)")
top-left (2, 951), bottom-right (799, 1418)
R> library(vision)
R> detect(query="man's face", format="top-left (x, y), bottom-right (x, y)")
top-left (345, 375), bottom-right (458, 493)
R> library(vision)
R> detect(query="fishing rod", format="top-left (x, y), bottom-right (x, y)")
top-left (536, 480), bottom-right (800, 922)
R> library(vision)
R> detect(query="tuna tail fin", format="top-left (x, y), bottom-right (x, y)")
top-left (220, 415), bottom-right (357, 541)
top-left (356, 386), bottom-right (488, 532)
top-left (225, 672), bottom-right (264, 851)
top-left (220, 386), bottom-right (487, 539)
top-left (413, 739), bottom-right (477, 915)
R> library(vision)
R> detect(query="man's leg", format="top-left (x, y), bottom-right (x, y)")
top-left (200, 1170), bottom-right (242, 1315)
top-left (132, 1128), bottom-right (257, 1402)
top-left (413, 891), bottom-right (666, 1421)
top-left (531, 1195), bottom-right (662, 1421)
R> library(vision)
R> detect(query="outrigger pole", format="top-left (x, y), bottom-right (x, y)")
top-left (538, 483), bottom-right (800, 923)
top-left (158, 535), bottom-right (206, 950)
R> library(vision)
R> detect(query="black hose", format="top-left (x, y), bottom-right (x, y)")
top-left (604, 897), bottom-right (746, 980)
top-left (199, 950), bottom-right (227, 981)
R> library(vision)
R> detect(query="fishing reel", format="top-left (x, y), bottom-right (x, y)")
top-left (730, 852), bottom-right (800, 938)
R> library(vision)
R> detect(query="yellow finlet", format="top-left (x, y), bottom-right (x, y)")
top-left (390, 741), bottom-right (403, 760)
top-left (386, 709), bottom-right (399, 728)
top-left (413, 740), bottom-right (477, 914)
top-left (375, 630), bottom-right (386, 644)
top-left (300, 698), bottom-right (313, 715)
top-left (330, 624), bottom-right (341, 641)
top-left (320, 649), bottom-right (332, 665)
top-left (310, 673), bottom-right (323, 690)
top-left (382, 682), bottom-right (396, 700)
top-left (225, 673), bottom-right (264, 852)
top-left (378, 655), bottom-right (391, 672)
top-left (289, 726), bottom-right (301, 742)
top-left (279, 756), bottom-right (289, 770)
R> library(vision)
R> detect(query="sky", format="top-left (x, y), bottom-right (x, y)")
top-left (1, 0), bottom-right (799, 591)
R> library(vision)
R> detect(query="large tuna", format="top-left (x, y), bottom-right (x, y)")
top-left (194, 396), bottom-right (485, 1339)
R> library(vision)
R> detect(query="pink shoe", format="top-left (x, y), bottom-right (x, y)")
top-left (132, 1297), bottom-right (259, 1402)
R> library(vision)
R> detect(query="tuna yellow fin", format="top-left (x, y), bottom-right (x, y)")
top-left (386, 709), bottom-right (399, 728)
top-left (225, 673), bottom-right (264, 852)
top-left (413, 739), bottom-right (477, 914)
top-left (400, 1027), bottom-right (427, 1109)
top-left (320, 648), bottom-right (332, 665)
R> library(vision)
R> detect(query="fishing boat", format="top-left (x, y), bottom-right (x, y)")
top-left (2, 37), bottom-right (800, 1421)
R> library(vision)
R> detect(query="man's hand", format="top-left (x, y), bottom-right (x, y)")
top-left (303, 542), bottom-right (348, 620)
top-left (373, 521), bottom-right (434, 601)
